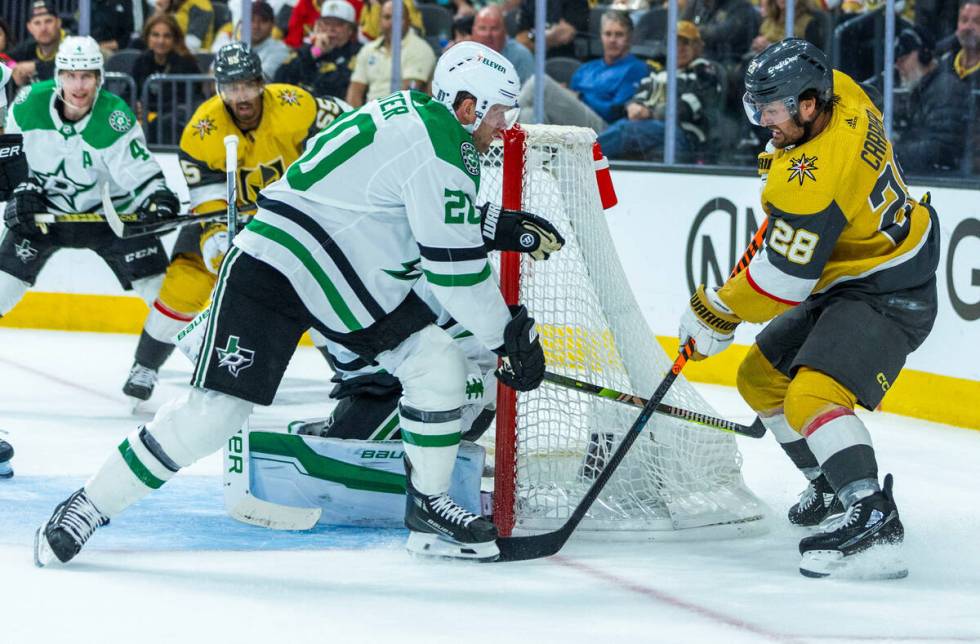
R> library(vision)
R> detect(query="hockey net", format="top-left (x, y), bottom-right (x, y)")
top-left (478, 125), bottom-right (766, 538)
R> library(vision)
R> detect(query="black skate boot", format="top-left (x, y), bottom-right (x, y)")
top-left (122, 362), bottom-right (159, 402)
top-left (798, 474), bottom-right (906, 579)
top-left (0, 437), bottom-right (13, 478)
top-left (34, 488), bottom-right (110, 567)
top-left (788, 473), bottom-right (843, 527)
top-left (404, 461), bottom-right (499, 561)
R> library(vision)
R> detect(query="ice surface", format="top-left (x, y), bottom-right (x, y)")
top-left (1, 328), bottom-right (979, 643)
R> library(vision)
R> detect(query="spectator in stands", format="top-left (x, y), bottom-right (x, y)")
top-left (133, 14), bottom-right (201, 144)
top-left (598, 21), bottom-right (722, 160)
top-left (9, 1), bottom-right (65, 87)
top-left (917, 0), bottom-right (962, 45)
top-left (519, 10), bottom-right (649, 132)
top-left (515, 0), bottom-right (589, 59)
top-left (275, 0), bottom-right (361, 98)
top-left (450, 14), bottom-right (475, 49)
top-left (0, 18), bottom-right (16, 56)
top-left (943, 0), bottom-right (980, 81)
top-left (286, 0), bottom-right (369, 48)
top-left (358, 0), bottom-right (423, 41)
top-left (682, 0), bottom-right (759, 67)
top-left (472, 5), bottom-right (534, 84)
top-left (155, 0), bottom-right (215, 52)
top-left (250, 1), bottom-right (291, 79)
top-left (888, 25), bottom-right (970, 173)
top-left (92, 0), bottom-right (135, 53)
top-left (751, 0), bottom-right (826, 53)
top-left (346, 0), bottom-right (436, 106)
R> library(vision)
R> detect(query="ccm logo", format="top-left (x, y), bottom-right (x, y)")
top-left (124, 247), bottom-right (159, 262)
top-left (0, 145), bottom-right (22, 158)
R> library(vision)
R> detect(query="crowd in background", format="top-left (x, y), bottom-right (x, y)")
top-left (1, 0), bottom-right (978, 176)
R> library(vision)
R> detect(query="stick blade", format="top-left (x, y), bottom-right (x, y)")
top-left (229, 496), bottom-right (322, 531)
top-left (495, 528), bottom-right (570, 562)
top-left (745, 417), bottom-right (767, 439)
top-left (100, 183), bottom-right (126, 237)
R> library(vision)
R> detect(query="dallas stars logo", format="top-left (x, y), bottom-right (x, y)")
top-left (216, 335), bottom-right (255, 376)
top-left (786, 153), bottom-right (818, 185)
top-left (277, 88), bottom-right (300, 106)
top-left (33, 159), bottom-right (97, 211)
top-left (192, 116), bottom-right (216, 139)
top-left (14, 239), bottom-right (38, 263)
top-left (460, 141), bottom-right (480, 176)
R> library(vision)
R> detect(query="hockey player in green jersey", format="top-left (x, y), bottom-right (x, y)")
top-left (1, 36), bottom-right (179, 324)
top-left (35, 42), bottom-right (564, 565)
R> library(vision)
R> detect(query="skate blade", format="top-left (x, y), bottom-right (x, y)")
top-left (33, 528), bottom-right (56, 568)
top-left (406, 532), bottom-right (500, 562)
top-left (0, 461), bottom-right (12, 478)
top-left (800, 545), bottom-right (908, 580)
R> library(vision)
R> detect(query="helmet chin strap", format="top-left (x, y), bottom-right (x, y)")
top-left (56, 72), bottom-right (102, 114)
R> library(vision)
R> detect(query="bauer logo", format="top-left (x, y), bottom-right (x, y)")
top-left (685, 198), bottom-right (764, 293)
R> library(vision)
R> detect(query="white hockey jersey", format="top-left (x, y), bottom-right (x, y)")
top-left (235, 90), bottom-right (512, 352)
top-left (6, 80), bottom-right (168, 214)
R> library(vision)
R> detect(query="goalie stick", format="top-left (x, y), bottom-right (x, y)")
top-left (541, 371), bottom-right (765, 438)
top-left (218, 134), bottom-right (323, 530)
top-left (495, 339), bottom-right (698, 562)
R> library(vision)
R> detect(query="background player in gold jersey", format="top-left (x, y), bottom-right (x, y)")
top-left (679, 39), bottom-right (940, 579)
top-left (123, 42), bottom-right (349, 401)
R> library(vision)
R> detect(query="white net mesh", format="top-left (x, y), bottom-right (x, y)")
top-left (479, 125), bottom-right (766, 536)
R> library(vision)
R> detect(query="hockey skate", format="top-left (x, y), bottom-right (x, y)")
top-left (404, 462), bottom-right (499, 562)
top-left (0, 437), bottom-right (13, 479)
top-left (34, 488), bottom-right (109, 567)
top-left (798, 474), bottom-right (906, 580)
top-left (789, 473), bottom-right (843, 527)
top-left (122, 362), bottom-right (158, 406)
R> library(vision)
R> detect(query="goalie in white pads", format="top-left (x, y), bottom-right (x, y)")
top-left (35, 42), bottom-right (561, 565)
top-left (0, 36), bottom-right (179, 324)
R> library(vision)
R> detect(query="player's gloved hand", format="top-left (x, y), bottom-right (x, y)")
top-left (0, 134), bottom-right (29, 202)
top-left (678, 285), bottom-right (741, 361)
top-left (3, 178), bottom-right (47, 237)
top-left (480, 202), bottom-right (565, 260)
top-left (494, 305), bottom-right (545, 391)
top-left (199, 222), bottom-right (229, 274)
top-left (136, 188), bottom-right (181, 224)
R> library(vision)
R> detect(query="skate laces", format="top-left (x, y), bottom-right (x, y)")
top-left (820, 502), bottom-right (862, 533)
top-left (429, 494), bottom-right (477, 527)
top-left (128, 364), bottom-right (158, 388)
top-left (798, 480), bottom-right (819, 510)
top-left (54, 491), bottom-right (108, 544)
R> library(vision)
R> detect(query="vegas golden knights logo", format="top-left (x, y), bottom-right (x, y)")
top-left (238, 157), bottom-right (285, 203)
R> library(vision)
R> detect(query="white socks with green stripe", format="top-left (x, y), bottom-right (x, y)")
top-left (86, 388), bottom-right (253, 517)
top-left (399, 403), bottom-right (462, 495)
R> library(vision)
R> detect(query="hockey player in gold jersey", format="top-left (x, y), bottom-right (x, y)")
top-left (679, 39), bottom-right (939, 579)
top-left (123, 42), bottom-right (348, 401)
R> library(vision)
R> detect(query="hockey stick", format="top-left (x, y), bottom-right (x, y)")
top-left (33, 210), bottom-right (253, 237)
top-left (219, 134), bottom-right (321, 530)
top-left (495, 339), bottom-right (697, 562)
top-left (541, 371), bottom-right (765, 438)
top-left (730, 218), bottom-right (768, 279)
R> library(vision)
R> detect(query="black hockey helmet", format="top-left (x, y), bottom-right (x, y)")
top-left (742, 38), bottom-right (833, 126)
top-left (214, 41), bottom-right (263, 85)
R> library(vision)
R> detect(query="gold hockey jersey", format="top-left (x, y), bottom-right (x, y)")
top-left (179, 83), bottom-right (345, 213)
top-left (720, 70), bottom-right (940, 323)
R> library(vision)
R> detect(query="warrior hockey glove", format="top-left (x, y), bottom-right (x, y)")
top-left (3, 178), bottom-right (47, 237)
top-left (494, 305), bottom-right (546, 391)
top-left (0, 134), bottom-right (28, 202)
top-left (480, 203), bottom-right (565, 260)
top-left (137, 188), bottom-right (181, 224)
top-left (678, 284), bottom-right (741, 360)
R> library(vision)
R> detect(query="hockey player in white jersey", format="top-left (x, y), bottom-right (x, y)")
top-left (0, 63), bottom-right (20, 479)
top-left (35, 42), bottom-right (561, 565)
top-left (0, 36), bottom-right (179, 323)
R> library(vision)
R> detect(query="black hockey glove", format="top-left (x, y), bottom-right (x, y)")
top-left (494, 305), bottom-right (545, 392)
top-left (0, 134), bottom-right (29, 202)
top-left (3, 178), bottom-right (47, 237)
top-left (480, 203), bottom-right (565, 260)
top-left (136, 188), bottom-right (181, 224)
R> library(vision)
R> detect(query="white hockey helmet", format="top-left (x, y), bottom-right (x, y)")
top-left (431, 42), bottom-right (520, 133)
top-left (55, 36), bottom-right (105, 92)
